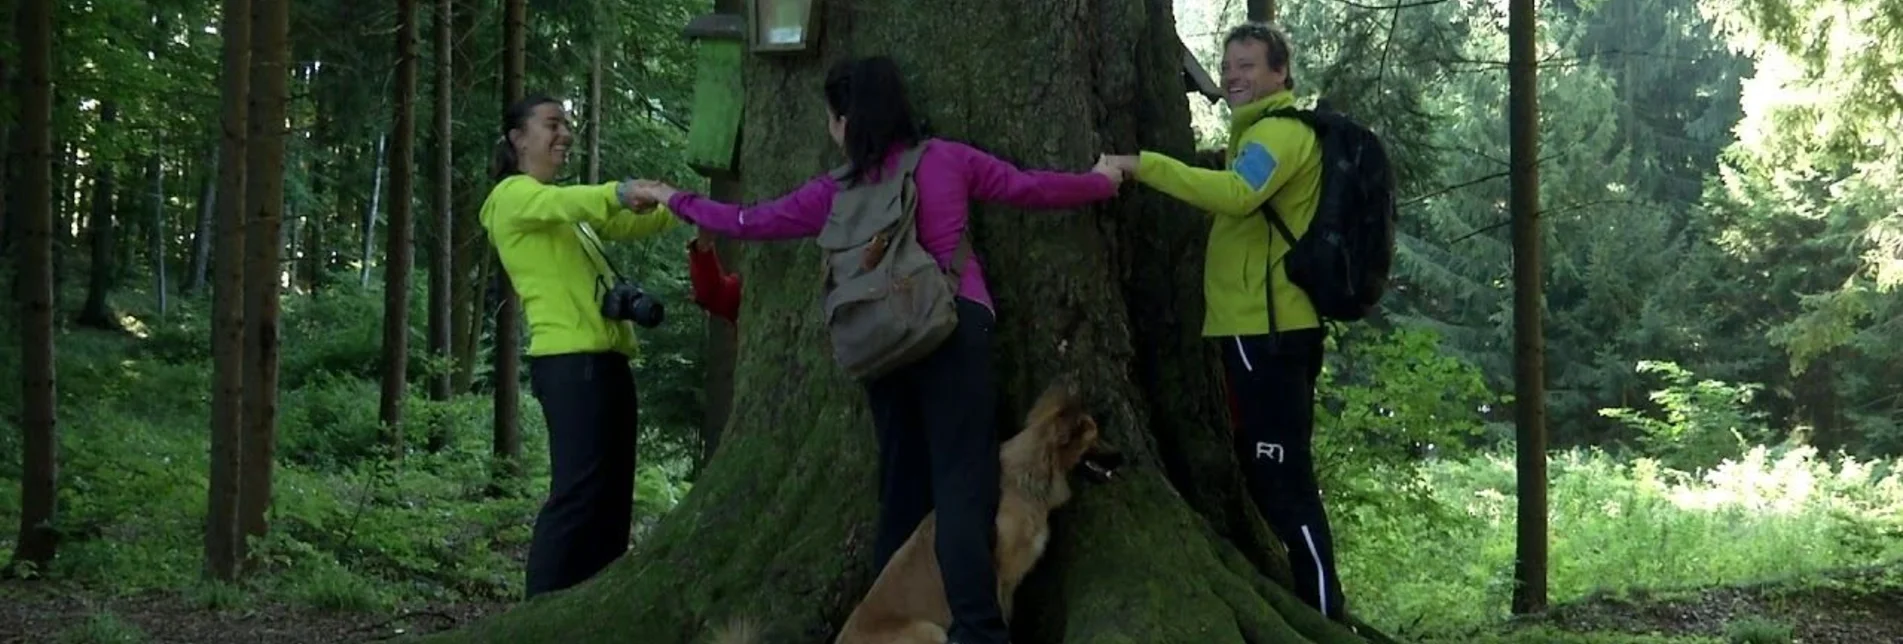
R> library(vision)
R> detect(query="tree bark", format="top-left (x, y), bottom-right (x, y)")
top-left (425, 1), bottom-right (1371, 642)
top-left (187, 150), bottom-right (216, 295)
top-left (149, 154), bottom-right (167, 317)
top-left (77, 102), bottom-right (120, 329)
top-left (205, 0), bottom-right (250, 583)
top-left (448, 0), bottom-right (481, 395)
top-left (1507, 0), bottom-right (1549, 616)
top-left (380, 0), bottom-right (420, 452)
top-left (587, 35), bottom-right (603, 184)
top-left (1249, 0), bottom-right (1277, 22)
top-left (361, 134), bottom-right (386, 288)
top-left (8, 0), bottom-right (60, 577)
top-left (238, 0), bottom-right (289, 567)
top-left (488, 0), bottom-right (526, 493)
top-left (425, 0), bottom-right (457, 449)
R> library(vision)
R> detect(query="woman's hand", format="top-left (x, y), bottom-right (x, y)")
top-left (629, 179), bottom-right (679, 206)
top-left (616, 179), bottom-right (657, 211)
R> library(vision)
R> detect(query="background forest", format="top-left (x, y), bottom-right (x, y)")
top-left (1, 0), bottom-right (1900, 642)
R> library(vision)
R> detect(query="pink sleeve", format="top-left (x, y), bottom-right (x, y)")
top-left (947, 140), bottom-right (1120, 209)
top-left (666, 175), bottom-right (838, 241)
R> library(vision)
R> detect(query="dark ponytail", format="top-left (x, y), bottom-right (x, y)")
top-left (490, 93), bottom-right (563, 182)
top-left (823, 56), bottom-right (921, 185)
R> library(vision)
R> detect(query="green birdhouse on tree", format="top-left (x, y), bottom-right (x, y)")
top-left (681, 13), bottom-right (747, 179)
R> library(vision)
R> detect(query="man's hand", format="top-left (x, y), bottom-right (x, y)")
top-left (1093, 154), bottom-right (1130, 184)
top-left (1101, 154), bottom-right (1140, 181)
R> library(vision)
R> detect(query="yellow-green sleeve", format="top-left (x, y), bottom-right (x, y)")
top-left (490, 178), bottom-right (624, 230)
top-left (1136, 121), bottom-right (1309, 219)
top-left (596, 201), bottom-right (683, 241)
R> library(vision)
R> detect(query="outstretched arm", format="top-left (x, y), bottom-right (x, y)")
top-left (642, 177), bottom-right (838, 241)
top-left (954, 140), bottom-right (1122, 209)
top-left (1125, 120), bottom-right (1313, 219)
top-left (484, 177), bottom-right (637, 232)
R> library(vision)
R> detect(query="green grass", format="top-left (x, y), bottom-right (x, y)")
top-left (2, 283), bottom-right (1900, 642)
top-left (1340, 446), bottom-right (1903, 639)
top-left (0, 285), bottom-right (695, 612)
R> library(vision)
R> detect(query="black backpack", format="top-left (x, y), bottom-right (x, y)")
top-left (1258, 105), bottom-right (1397, 326)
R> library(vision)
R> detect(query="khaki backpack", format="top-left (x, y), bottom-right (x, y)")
top-left (815, 141), bottom-right (971, 380)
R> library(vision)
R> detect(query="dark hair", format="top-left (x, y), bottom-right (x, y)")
top-left (1224, 22), bottom-right (1296, 91)
top-left (823, 56), bottom-right (922, 185)
top-left (490, 93), bottom-right (564, 182)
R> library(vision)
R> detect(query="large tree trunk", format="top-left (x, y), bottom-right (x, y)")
top-left (238, 0), bottom-right (289, 565)
top-left (205, 0), bottom-right (250, 583)
top-left (1507, 0), bottom-right (1549, 616)
top-left (425, 0), bottom-right (457, 450)
top-left (425, 2), bottom-right (1371, 642)
top-left (380, 0), bottom-right (419, 452)
top-left (77, 102), bottom-right (120, 329)
top-left (489, 0), bottom-right (526, 492)
top-left (8, 0), bottom-right (60, 577)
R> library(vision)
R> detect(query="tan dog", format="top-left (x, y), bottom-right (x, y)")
top-left (709, 381), bottom-right (1114, 644)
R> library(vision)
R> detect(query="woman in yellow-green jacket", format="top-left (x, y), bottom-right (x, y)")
top-left (480, 93), bottom-right (680, 598)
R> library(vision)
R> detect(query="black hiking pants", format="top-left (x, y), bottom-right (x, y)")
top-left (524, 351), bottom-right (640, 599)
top-left (1220, 329), bottom-right (1347, 620)
top-left (864, 297), bottom-right (1009, 644)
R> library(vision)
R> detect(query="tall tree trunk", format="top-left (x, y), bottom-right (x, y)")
top-left (448, 0), bottom-right (481, 395)
top-left (8, 0), bottom-right (60, 577)
top-left (53, 140), bottom-right (74, 316)
top-left (380, 0), bottom-right (420, 452)
top-left (489, 0), bottom-right (526, 493)
top-left (1507, 0), bottom-right (1549, 616)
top-left (77, 103), bottom-right (120, 329)
top-left (425, 1), bottom-right (1374, 641)
top-left (587, 37), bottom-right (602, 184)
top-left (150, 154), bottom-right (167, 317)
top-left (238, 0), bottom-right (289, 569)
top-left (205, 0), bottom-right (251, 583)
top-left (697, 0), bottom-right (745, 474)
top-left (360, 134), bottom-right (386, 288)
top-left (425, 0), bottom-right (457, 451)
top-left (187, 150), bottom-right (216, 295)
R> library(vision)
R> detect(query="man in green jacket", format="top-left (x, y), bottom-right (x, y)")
top-left (1105, 21), bottom-right (1346, 621)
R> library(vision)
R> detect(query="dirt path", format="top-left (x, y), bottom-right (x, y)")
top-left (0, 582), bottom-right (508, 644)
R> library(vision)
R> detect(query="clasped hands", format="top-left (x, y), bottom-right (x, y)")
top-left (1093, 154), bottom-right (1140, 183)
top-left (616, 178), bottom-right (678, 212)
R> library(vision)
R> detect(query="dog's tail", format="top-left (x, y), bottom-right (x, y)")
top-left (704, 616), bottom-right (762, 644)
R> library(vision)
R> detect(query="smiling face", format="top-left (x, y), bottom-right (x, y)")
top-left (509, 102), bottom-right (572, 182)
top-left (1220, 37), bottom-right (1289, 108)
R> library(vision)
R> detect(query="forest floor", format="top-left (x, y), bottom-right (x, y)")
top-left (4, 564), bottom-right (1899, 643)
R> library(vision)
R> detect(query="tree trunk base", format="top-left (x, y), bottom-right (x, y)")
top-left (419, 456), bottom-right (1366, 644)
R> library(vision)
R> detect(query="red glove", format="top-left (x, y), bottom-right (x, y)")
top-left (687, 240), bottom-right (742, 323)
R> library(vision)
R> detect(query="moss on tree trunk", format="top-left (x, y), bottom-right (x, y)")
top-left (420, 1), bottom-right (1375, 642)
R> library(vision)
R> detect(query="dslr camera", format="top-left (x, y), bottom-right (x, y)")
top-left (600, 279), bottom-right (665, 328)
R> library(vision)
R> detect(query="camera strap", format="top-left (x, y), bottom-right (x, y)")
top-left (575, 223), bottom-right (632, 301)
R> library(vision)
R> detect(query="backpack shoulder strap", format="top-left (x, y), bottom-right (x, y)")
top-left (896, 141), bottom-right (970, 279)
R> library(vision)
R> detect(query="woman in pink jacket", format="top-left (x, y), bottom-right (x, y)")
top-left (628, 56), bottom-right (1123, 643)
